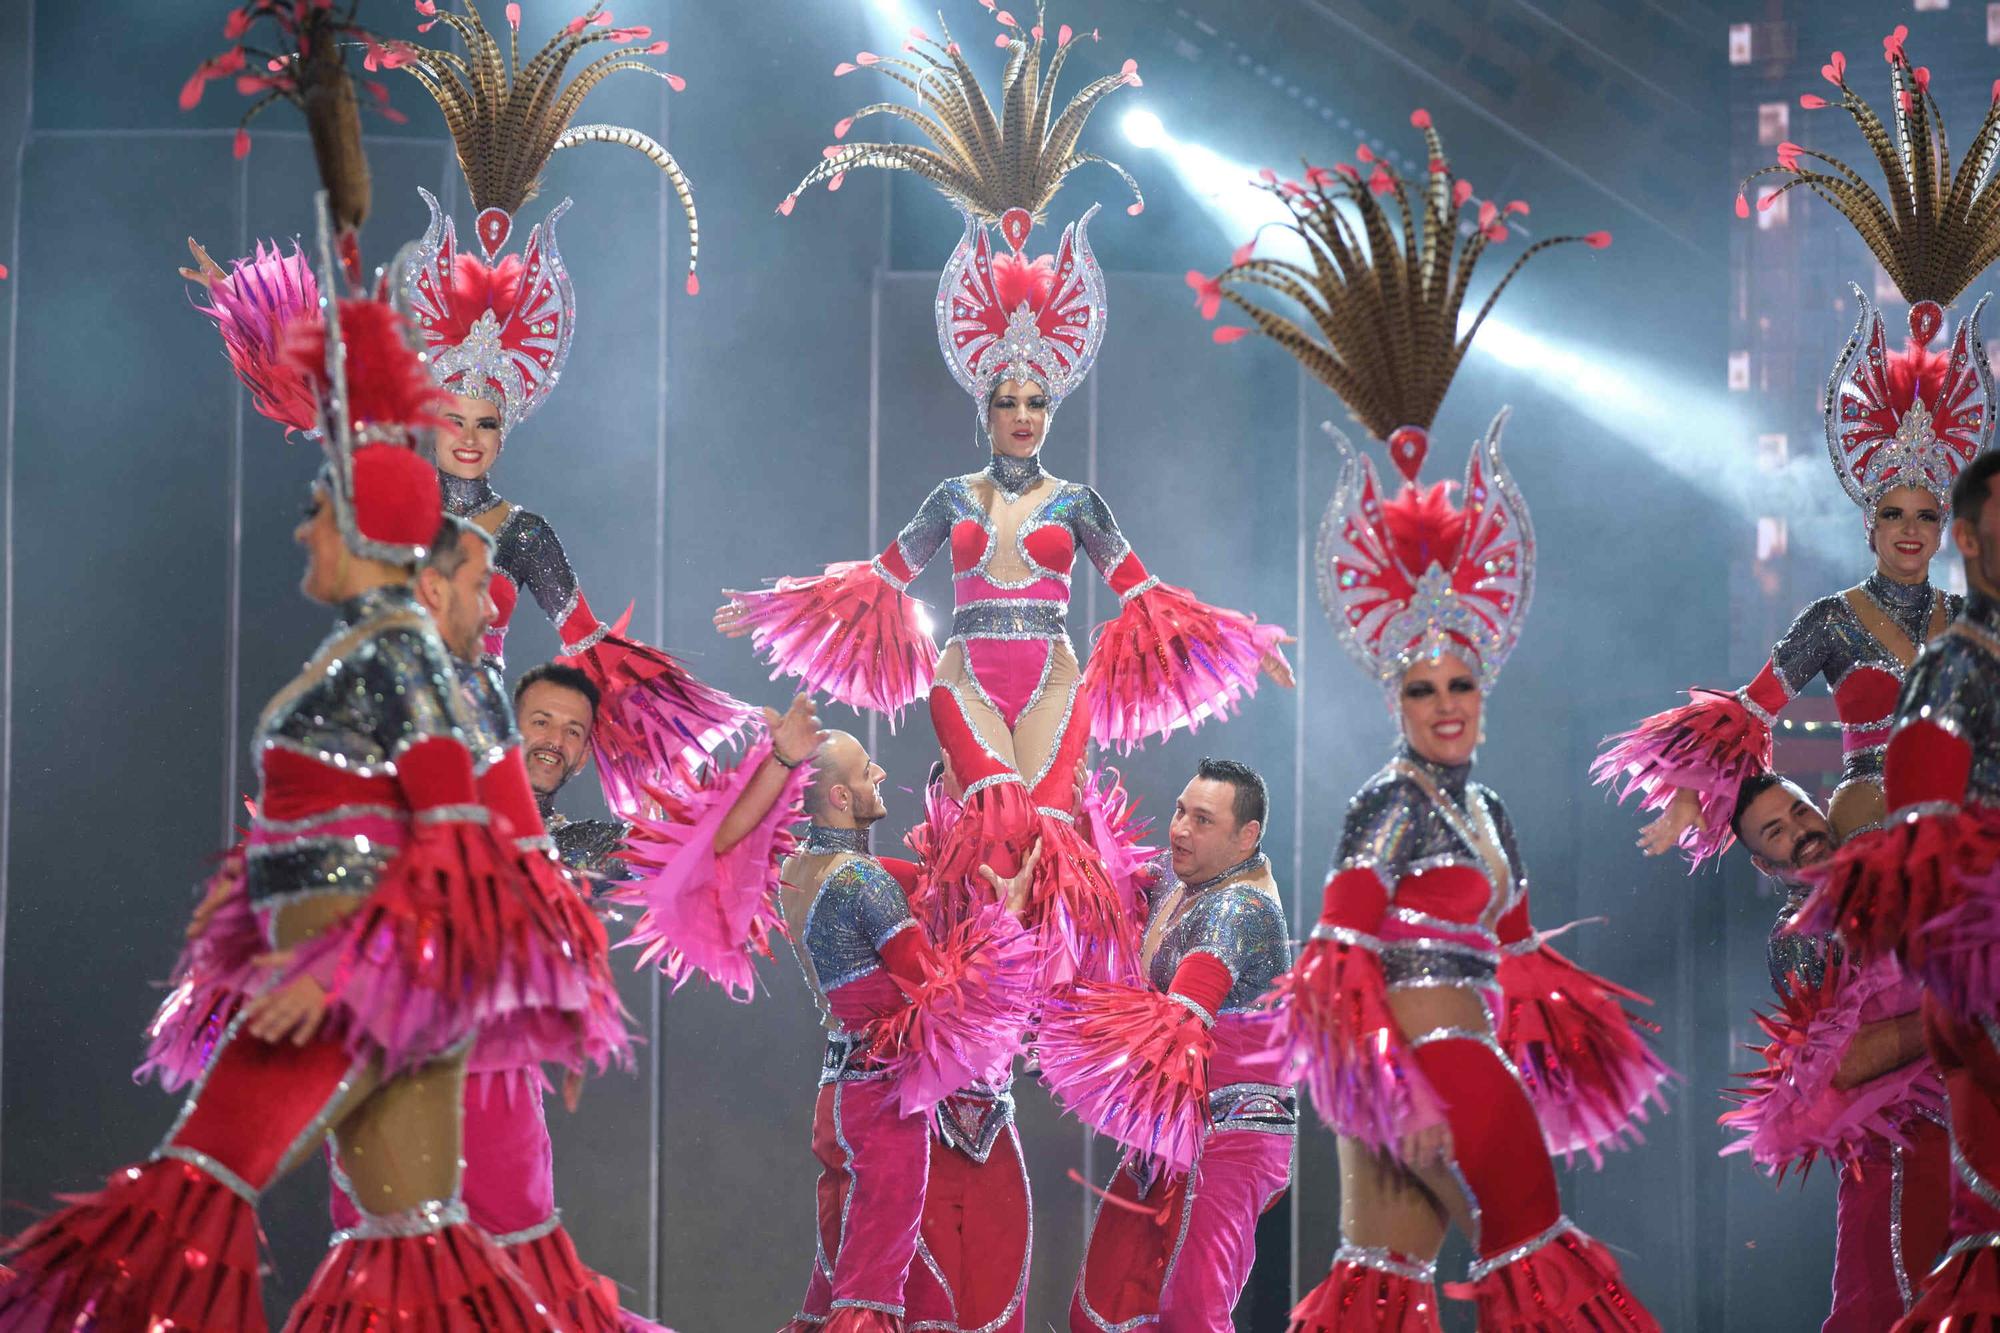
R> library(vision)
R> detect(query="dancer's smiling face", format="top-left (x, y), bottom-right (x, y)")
top-left (438, 393), bottom-right (504, 481)
top-left (1735, 779), bottom-right (1834, 878)
top-left (1871, 484), bottom-right (1943, 582)
top-left (1399, 652), bottom-right (1481, 767)
top-left (516, 679), bottom-right (593, 797)
top-left (987, 378), bottom-right (1049, 458)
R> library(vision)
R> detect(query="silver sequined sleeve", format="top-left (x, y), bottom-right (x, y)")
top-left (852, 858), bottom-right (918, 947)
top-left (1480, 786), bottom-right (1530, 902)
top-left (1766, 595), bottom-right (1844, 695)
top-left (890, 481), bottom-right (960, 578)
top-left (1175, 885), bottom-right (1294, 1011)
top-left (495, 508), bottom-right (583, 628)
top-left (1067, 484), bottom-right (1137, 584)
top-left (1894, 632), bottom-right (2000, 804)
top-left (1331, 776), bottom-right (1422, 902)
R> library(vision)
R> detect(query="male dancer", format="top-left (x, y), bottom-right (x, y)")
top-left (1063, 757), bottom-right (1294, 1332)
top-left (778, 732), bottom-right (1037, 1332)
top-left (1723, 771), bottom-right (1947, 1330)
top-left (514, 661), bottom-right (634, 881)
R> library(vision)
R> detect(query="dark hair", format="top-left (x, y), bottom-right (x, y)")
top-left (1953, 450), bottom-right (2000, 526)
top-left (1196, 757), bottom-right (1267, 833)
top-left (512, 662), bottom-right (602, 721)
top-left (422, 514), bottom-right (492, 578)
top-left (1729, 770), bottom-right (1790, 841)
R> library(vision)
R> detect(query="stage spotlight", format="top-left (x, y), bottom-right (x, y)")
top-left (1123, 108), bottom-right (1166, 148)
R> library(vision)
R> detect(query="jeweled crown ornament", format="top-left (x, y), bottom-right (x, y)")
top-left (937, 204), bottom-right (1107, 419)
top-left (1317, 411), bottom-right (1533, 706)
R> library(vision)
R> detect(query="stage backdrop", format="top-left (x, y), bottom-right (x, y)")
top-left (0, 0), bottom-right (1885, 1327)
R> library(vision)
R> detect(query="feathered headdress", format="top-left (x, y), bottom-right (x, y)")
top-left (779, 1), bottom-right (1143, 224)
top-left (393, 1), bottom-right (698, 434)
top-left (1738, 28), bottom-right (1995, 516)
top-left (1198, 108), bottom-right (1607, 479)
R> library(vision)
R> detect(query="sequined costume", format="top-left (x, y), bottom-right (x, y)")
top-left (1049, 851), bottom-right (1296, 1332)
top-left (1720, 886), bottom-right (1950, 1332)
top-left (541, 786), bottom-right (634, 885)
top-left (728, 208), bottom-right (1286, 987)
top-left (776, 824), bottom-right (1037, 1333)
top-left (3, 259), bottom-right (618, 1331)
top-left (1193, 108), bottom-right (1658, 1328)
top-left (1800, 587), bottom-right (2000, 1326)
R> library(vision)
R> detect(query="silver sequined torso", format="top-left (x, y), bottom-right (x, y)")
top-left (248, 585), bottom-right (464, 910)
top-left (890, 465), bottom-right (1136, 629)
top-left (453, 655), bottom-right (518, 773)
top-left (1336, 751), bottom-right (1525, 918)
top-left (1766, 575), bottom-right (1960, 788)
top-left (1895, 590), bottom-right (2000, 807)
top-left (1336, 750), bottom-right (1525, 990)
top-left (1142, 856), bottom-right (1292, 1013)
top-left (545, 810), bottom-right (633, 883)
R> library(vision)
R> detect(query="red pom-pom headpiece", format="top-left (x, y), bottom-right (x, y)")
top-left (285, 199), bottom-right (447, 564)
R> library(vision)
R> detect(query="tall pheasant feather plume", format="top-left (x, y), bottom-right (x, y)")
top-left (1739, 25), bottom-right (2000, 309)
top-left (779, 0), bottom-right (1144, 224)
top-left (1196, 108), bottom-right (1608, 465)
top-left (396, 0), bottom-right (701, 288)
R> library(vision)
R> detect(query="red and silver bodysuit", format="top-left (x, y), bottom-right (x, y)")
top-left (323, 647), bottom-right (656, 1333)
top-left (1062, 852), bottom-right (1296, 1333)
top-left (737, 451), bottom-right (1282, 983)
top-left (1281, 750), bottom-right (1665, 1331)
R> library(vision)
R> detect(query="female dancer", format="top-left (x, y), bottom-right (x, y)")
top-left (719, 5), bottom-right (1290, 981)
top-left (1196, 112), bottom-right (1663, 1327)
top-left (1, 229), bottom-right (623, 1331)
top-left (1593, 30), bottom-right (1993, 863)
top-left (387, 1), bottom-right (751, 823)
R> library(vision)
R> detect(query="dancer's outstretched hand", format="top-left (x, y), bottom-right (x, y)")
top-left (1397, 1120), bottom-right (1453, 1170)
top-left (179, 237), bottom-right (225, 289)
top-left (1637, 787), bottom-right (1703, 857)
top-left (979, 837), bottom-right (1045, 916)
top-left (767, 694), bottom-right (824, 769)
top-left (712, 599), bottom-right (751, 637)
top-left (1261, 635), bottom-right (1297, 689)
top-left (244, 954), bottom-right (330, 1046)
